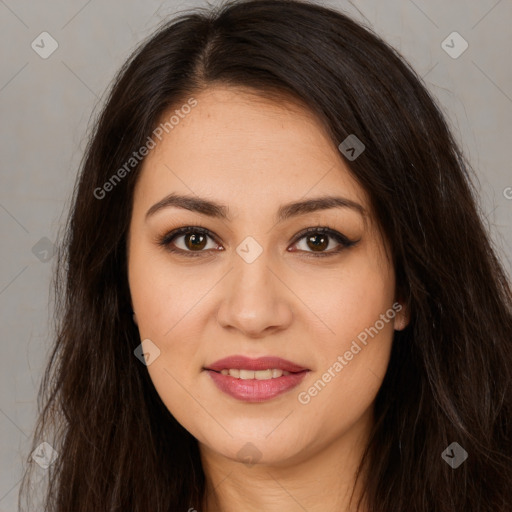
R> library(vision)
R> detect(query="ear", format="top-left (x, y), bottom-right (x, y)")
top-left (393, 301), bottom-right (410, 331)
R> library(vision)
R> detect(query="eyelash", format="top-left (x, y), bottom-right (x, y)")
top-left (156, 225), bottom-right (359, 258)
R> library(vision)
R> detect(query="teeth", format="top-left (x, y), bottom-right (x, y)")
top-left (219, 369), bottom-right (291, 379)
top-left (240, 369), bottom-right (255, 380)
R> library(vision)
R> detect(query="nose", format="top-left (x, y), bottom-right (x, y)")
top-left (215, 250), bottom-right (293, 338)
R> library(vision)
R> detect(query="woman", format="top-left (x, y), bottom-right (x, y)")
top-left (19, 0), bottom-right (512, 511)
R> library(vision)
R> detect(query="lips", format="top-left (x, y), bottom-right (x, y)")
top-left (206, 370), bottom-right (308, 402)
top-left (204, 355), bottom-right (310, 402)
top-left (205, 355), bottom-right (308, 373)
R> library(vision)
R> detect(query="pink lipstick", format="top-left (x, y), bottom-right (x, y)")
top-left (204, 355), bottom-right (309, 402)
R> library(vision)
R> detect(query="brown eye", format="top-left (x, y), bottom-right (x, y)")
top-left (304, 233), bottom-right (329, 252)
top-left (158, 226), bottom-right (220, 256)
top-left (183, 232), bottom-right (208, 250)
top-left (289, 226), bottom-right (358, 257)
top-left (158, 225), bottom-right (358, 259)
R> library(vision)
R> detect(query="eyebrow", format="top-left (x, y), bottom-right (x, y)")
top-left (145, 192), bottom-right (366, 223)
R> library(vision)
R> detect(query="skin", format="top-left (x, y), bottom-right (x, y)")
top-left (127, 85), bottom-right (409, 512)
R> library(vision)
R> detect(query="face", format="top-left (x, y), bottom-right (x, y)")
top-left (127, 85), bottom-right (408, 466)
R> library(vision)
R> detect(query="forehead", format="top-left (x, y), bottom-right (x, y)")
top-left (133, 85), bottom-right (369, 218)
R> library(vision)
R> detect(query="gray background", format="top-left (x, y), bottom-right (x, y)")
top-left (0, 0), bottom-right (511, 510)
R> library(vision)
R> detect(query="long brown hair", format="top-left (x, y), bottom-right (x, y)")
top-left (19, 1), bottom-right (512, 510)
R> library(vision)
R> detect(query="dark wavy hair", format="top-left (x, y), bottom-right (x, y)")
top-left (19, 0), bottom-right (512, 510)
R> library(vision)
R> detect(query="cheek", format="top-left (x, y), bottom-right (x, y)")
top-left (128, 251), bottom-right (210, 427)
top-left (128, 248), bottom-right (214, 407)
top-left (292, 246), bottom-right (396, 410)
top-left (295, 302), bottom-right (395, 442)
top-left (129, 246), bottom-right (209, 340)
top-left (291, 253), bottom-right (395, 351)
